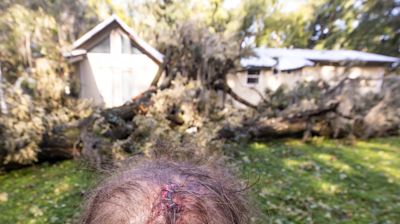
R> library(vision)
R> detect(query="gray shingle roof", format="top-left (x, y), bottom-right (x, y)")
top-left (241, 47), bottom-right (399, 70)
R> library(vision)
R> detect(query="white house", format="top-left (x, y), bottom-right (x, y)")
top-left (227, 48), bottom-right (399, 107)
top-left (64, 15), bottom-right (163, 108)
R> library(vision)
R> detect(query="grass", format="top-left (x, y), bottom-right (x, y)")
top-left (238, 137), bottom-right (400, 224)
top-left (0, 137), bottom-right (399, 224)
top-left (0, 161), bottom-right (95, 224)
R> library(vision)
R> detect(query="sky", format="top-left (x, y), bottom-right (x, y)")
top-left (280, 0), bottom-right (308, 12)
top-left (222, 0), bottom-right (241, 9)
top-left (223, 0), bottom-right (308, 12)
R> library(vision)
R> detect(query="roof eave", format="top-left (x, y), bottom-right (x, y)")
top-left (73, 16), bottom-right (117, 49)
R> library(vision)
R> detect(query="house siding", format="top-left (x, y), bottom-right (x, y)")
top-left (79, 53), bottom-right (159, 107)
top-left (227, 65), bottom-right (386, 108)
top-left (75, 25), bottom-right (161, 108)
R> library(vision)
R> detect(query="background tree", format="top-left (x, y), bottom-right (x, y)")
top-left (253, 0), bottom-right (399, 58)
top-left (308, 0), bottom-right (400, 57)
top-left (255, 0), bottom-right (314, 48)
top-left (0, 1), bottom-right (110, 167)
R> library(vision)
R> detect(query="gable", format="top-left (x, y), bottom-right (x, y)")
top-left (71, 15), bottom-right (163, 64)
top-left (89, 35), bottom-right (110, 53)
top-left (87, 28), bottom-right (144, 55)
top-left (119, 31), bottom-right (142, 54)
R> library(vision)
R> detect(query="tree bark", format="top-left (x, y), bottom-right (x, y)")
top-left (150, 61), bottom-right (167, 87)
top-left (248, 118), bottom-right (307, 139)
top-left (102, 88), bottom-right (156, 121)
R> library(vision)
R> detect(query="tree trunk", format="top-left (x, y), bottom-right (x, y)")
top-left (248, 118), bottom-right (307, 139)
top-left (221, 82), bottom-right (258, 109)
top-left (38, 125), bottom-right (81, 161)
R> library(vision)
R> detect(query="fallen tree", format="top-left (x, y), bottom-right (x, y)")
top-left (73, 75), bottom-right (400, 168)
top-left (236, 76), bottom-right (400, 140)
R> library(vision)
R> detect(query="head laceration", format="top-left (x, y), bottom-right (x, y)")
top-left (160, 183), bottom-right (181, 219)
top-left (80, 159), bottom-right (250, 224)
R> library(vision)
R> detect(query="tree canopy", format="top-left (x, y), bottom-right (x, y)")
top-left (254, 0), bottom-right (400, 57)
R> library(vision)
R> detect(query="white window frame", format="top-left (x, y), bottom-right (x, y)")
top-left (246, 69), bottom-right (260, 86)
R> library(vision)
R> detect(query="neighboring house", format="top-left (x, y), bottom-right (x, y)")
top-left (227, 48), bottom-right (399, 106)
top-left (64, 15), bottom-right (163, 108)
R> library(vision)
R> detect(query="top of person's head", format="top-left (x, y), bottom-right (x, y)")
top-left (80, 159), bottom-right (250, 224)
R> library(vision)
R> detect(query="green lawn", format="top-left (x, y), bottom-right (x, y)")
top-left (0, 137), bottom-right (399, 224)
top-left (0, 161), bottom-right (95, 224)
top-left (239, 137), bottom-right (400, 223)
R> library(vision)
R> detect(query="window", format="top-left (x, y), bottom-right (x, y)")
top-left (89, 36), bottom-right (110, 53)
top-left (246, 69), bottom-right (260, 85)
top-left (121, 35), bottom-right (142, 54)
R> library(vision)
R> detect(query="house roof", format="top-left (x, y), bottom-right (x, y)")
top-left (66, 15), bottom-right (163, 64)
top-left (274, 56), bottom-right (315, 71)
top-left (241, 47), bottom-right (400, 70)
